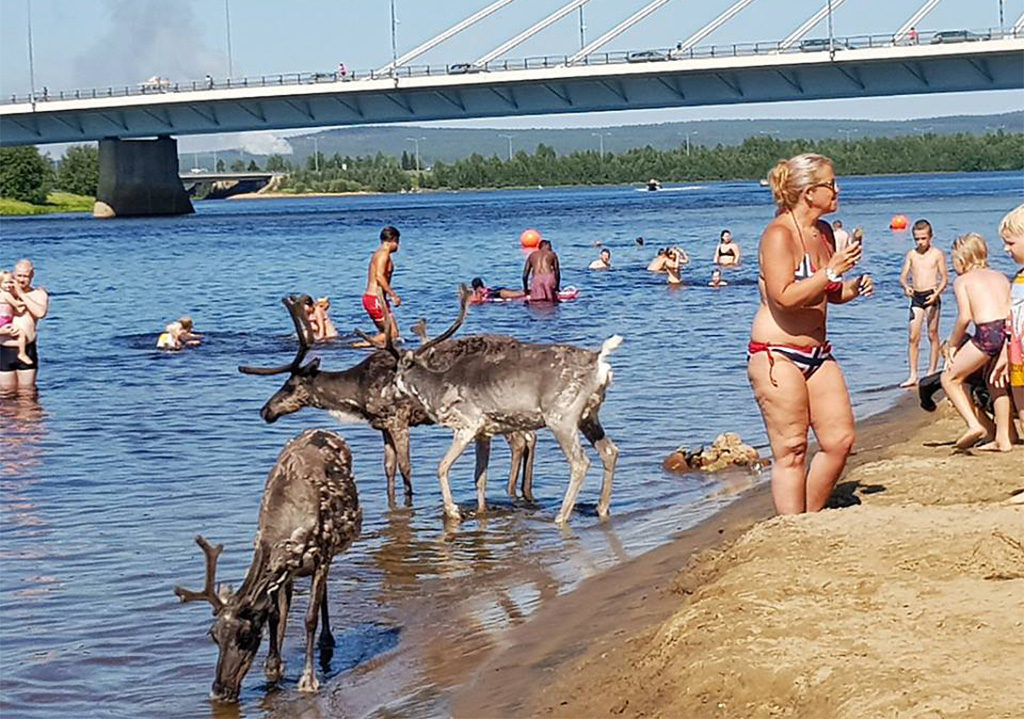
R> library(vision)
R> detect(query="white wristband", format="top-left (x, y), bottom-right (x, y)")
top-left (825, 268), bottom-right (842, 283)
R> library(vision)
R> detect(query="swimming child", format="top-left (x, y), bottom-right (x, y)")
top-left (0, 270), bottom-right (33, 365)
top-left (470, 277), bottom-right (527, 304)
top-left (940, 233), bottom-right (1011, 450)
top-left (709, 268), bottom-right (728, 287)
top-left (308, 296), bottom-right (339, 342)
top-left (157, 316), bottom-right (202, 351)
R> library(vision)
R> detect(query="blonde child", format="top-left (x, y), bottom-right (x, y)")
top-left (310, 297), bottom-right (338, 342)
top-left (0, 270), bottom-right (33, 365)
top-left (995, 205), bottom-right (1024, 447)
top-left (940, 233), bottom-right (1011, 450)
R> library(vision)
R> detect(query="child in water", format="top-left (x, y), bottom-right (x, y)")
top-left (157, 316), bottom-right (202, 351)
top-left (0, 270), bottom-right (33, 365)
top-left (940, 233), bottom-right (1012, 450)
top-left (308, 296), bottom-right (339, 342)
top-left (708, 268), bottom-right (728, 288)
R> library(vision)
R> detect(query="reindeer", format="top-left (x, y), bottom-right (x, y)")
top-left (239, 295), bottom-right (537, 505)
top-left (173, 429), bottom-right (362, 702)
top-left (382, 286), bottom-right (622, 524)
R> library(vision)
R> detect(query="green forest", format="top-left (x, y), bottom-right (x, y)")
top-left (279, 131), bottom-right (1023, 193)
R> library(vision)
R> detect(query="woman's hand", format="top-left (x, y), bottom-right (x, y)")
top-left (827, 242), bottom-right (862, 276)
top-left (856, 274), bottom-right (874, 298)
top-left (0, 324), bottom-right (19, 338)
top-left (989, 347), bottom-right (1009, 388)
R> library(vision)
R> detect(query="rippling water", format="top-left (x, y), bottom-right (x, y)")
top-left (1, 171), bottom-right (1019, 718)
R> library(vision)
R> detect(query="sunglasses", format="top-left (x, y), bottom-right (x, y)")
top-left (811, 179), bottom-right (838, 192)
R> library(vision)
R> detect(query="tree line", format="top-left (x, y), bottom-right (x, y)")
top-left (1, 131), bottom-right (1021, 204)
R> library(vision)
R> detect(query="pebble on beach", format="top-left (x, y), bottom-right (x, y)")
top-left (662, 432), bottom-right (765, 473)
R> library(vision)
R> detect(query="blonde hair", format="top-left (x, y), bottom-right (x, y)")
top-left (178, 316), bottom-right (193, 331)
top-left (767, 153), bottom-right (834, 210)
top-left (852, 227), bottom-right (864, 243)
top-left (0, 270), bottom-right (11, 284)
top-left (998, 204), bottom-right (1024, 240)
top-left (951, 233), bottom-right (989, 274)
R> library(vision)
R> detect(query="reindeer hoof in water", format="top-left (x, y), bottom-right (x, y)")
top-left (298, 671), bottom-right (320, 693)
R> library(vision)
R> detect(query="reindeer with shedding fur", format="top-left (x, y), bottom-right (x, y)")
top-left (240, 295), bottom-right (537, 504)
top-left (379, 286), bottom-right (622, 524)
top-left (173, 429), bottom-right (361, 702)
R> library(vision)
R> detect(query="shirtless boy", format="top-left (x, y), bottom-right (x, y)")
top-left (363, 226), bottom-right (402, 346)
top-left (898, 219), bottom-right (948, 387)
top-left (522, 239), bottom-right (560, 302)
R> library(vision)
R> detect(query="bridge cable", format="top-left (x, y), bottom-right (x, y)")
top-left (675, 0), bottom-right (760, 55)
top-left (1013, 12), bottom-right (1024, 34)
top-left (779, 0), bottom-right (851, 50)
top-left (474, 0), bottom-right (594, 66)
top-left (567, 0), bottom-right (677, 65)
top-left (893, 0), bottom-right (944, 44)
top-left (376, 0), bottom-right (519, 74)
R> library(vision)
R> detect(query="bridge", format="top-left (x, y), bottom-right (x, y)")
top-left (178, 171), bottom-right (282, 199)
top-left (1, 0), bottom-right (1020, 216)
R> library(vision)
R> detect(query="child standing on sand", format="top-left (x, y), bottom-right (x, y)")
top-left (0, 270), bottom-right (33, 366)
top-left (995, 205), bottom-right (1024, 447)
top-left (940, 233), bottom-right (1011, 450)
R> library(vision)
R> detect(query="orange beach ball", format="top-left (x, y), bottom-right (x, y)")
top-left (890, 214), bottom-right (909, 231)
top-left (520, 228), bottom-right (542, 248)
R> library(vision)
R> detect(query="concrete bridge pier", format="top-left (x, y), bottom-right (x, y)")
top-left (93, 136), bottom-right (194, 218)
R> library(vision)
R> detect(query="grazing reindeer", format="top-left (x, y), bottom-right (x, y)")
top-left (386, 286), bottom-right (622, 524)
top-left (239, 295), bottom-right (536, 504)
top-left (174, 429), bottom-right (362, 702)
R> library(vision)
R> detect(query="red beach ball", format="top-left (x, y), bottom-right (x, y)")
top-left (520, 229), bottom-right (542, 249)
top-left (890, 215), bottom-right (909, 231)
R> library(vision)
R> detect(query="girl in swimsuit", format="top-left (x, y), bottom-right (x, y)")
top-left (713, 230), bottom-right (741, 267)
top-left (0, 270), bottom-right (33, 366)
top-left (940, 233), bottom-right (1012, 450)
top-left (747, 153), bottom-right (872, 515)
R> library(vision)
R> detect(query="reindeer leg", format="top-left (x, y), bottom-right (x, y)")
top-left (318, 588), bottom-right (334, 651)
top-left (581, 418), bottom-right (618, 519)
top-left (521, 431), bottom-right (537, 502)
top-left (393, 426), bottom-right (414, 499)
top-left (382, 429), bottom-right (398, 505)
top-left (551, 424), bottom-right (591, 525)
top-left (505, 433), bottom-right (523, 498)
top-left (438, 429), bottom-right (475, 522)
top-left (298, 567), bottom-right (328, 693)
top-left (474, 436), bottom-right (491, 514)
top-left (265, 580), bottom-right (292, 682)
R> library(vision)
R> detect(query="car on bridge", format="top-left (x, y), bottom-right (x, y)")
top-left (626, 50), bottom-right (668, 63)
top-left (930, 29), bottom-right (986, 44)
top-left (139, 75), bottom-right (172, 92)
top-left (798, 38), bottom-right (852, 52)
top-left (447, 63), bottom-right (485, 74)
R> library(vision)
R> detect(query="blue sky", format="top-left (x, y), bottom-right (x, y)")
top-left (2, 0), bottom-right (1021, 153)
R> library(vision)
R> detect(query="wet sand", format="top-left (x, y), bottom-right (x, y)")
top-left (454, 399), bottom-right (1024, 718)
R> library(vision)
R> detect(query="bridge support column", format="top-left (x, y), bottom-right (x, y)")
top-left (93, 136), bottom-right (193, 218)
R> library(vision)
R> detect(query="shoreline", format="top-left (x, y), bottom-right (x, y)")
top-left (452, 396), bottom-right (1023, 717)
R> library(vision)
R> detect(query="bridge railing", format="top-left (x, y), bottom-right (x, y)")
top-left (4, 26), bottom-right (1018, 106)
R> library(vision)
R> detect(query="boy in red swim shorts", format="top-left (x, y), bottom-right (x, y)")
top-left (363, 226), bottom-right (402, 346)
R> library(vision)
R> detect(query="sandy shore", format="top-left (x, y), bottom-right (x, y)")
top-left (454, 400), bottom-right (1023, 718)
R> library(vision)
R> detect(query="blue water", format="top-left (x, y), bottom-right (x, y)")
top-left (1, 171), bottom-right (1020, 718)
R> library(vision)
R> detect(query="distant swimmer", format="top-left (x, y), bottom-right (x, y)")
top-left (307, 296), bottom-right (339, 342)
top-left (709, 268), bottom-right (728, 287)
top-left (635, 236), bottom-right (645, 246)
top-left (832, 219), bottom-right (851, 252)
top-left (363, 226), bottom-right (402, 346)
top-left (647, 248), bottom-right (669, 272)
top-left (588, 249), bottom-right (611, 270)
top-left (470, 277), bottom-right (527, 304)
top-left (713, 230), bottom-right (741, 266)
top-left (522, 238), bottom-right (561, 302)
top-left (157, 316), bottom-right (202, 350)
top-left (665, 248), bottom-right (684, 285)
top-left (898, 219), bottom-right (948, 387)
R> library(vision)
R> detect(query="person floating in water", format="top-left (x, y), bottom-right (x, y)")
top-left (898, 219), bottom-right (948, 388)
top-left (157, 316), bottom-right (202, 350)
top-left (0, 270), bottom-right (33, 366)
top-left (363, 226), bottom-right (402, 346)
top-left (588, 249), bottom-right (611, 270)
top-left (709, 268), bottom-right (728, 287)
top-left (713, 230), bottom-right (741, 266)
top-left (522, 238), bottom-right (561, 302)
top-left (469, 277), bottom-right (526, 304)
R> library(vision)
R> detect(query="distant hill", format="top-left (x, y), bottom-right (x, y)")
top-left (188, 111), bottom-right (1023, 168)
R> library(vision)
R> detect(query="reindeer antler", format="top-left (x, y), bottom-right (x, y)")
top-left (239, 295), bottom-right (316, 375)
top-left (415, 284), bottom-right (470, 356)
top-left (173, 535), bottom-right (225, 614)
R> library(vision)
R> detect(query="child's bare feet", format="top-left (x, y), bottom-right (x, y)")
top-left (16, 351), bottom-right (33, 366)
top-left (899, 376), bottom-right (918, 388)
top-left (955, 426), bottom-right (987, 450)
top-left (977, 440), bottom-right (1012, 452)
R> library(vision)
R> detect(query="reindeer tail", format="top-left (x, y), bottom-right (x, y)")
top-left (598, 335), bottom-right (623, 363)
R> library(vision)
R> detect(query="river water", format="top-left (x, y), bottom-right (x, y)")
top-left (1, 171), bottom-right (1020, 718)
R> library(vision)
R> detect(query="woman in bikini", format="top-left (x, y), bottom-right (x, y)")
top-left (748, 153), bottom-right (873, 514)
top-left (713, 230), bottom-right (741, 267)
